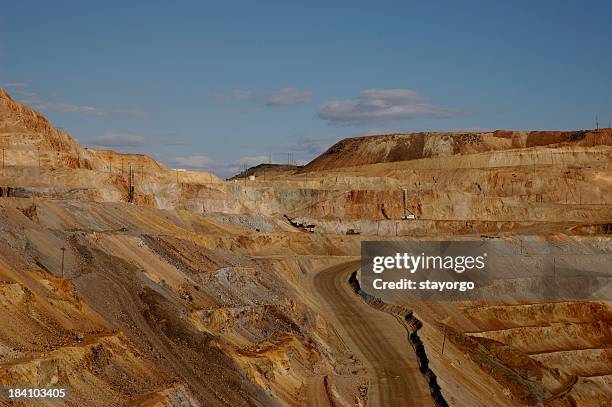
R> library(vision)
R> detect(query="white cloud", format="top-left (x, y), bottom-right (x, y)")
top-left (218, 155), bottom-right (269, 177)
top-left (285, 134), bottom-right (337, 157)
top-left (170, 152), bottom-right (311, 179)
top-left (236, 155), bottom-right (270, 166)
top-left (88, 133), bottom-right (147, 147)
top-left (41, 102), bottom-right (109, 116)
top-left (41, 102), bottom-right (144, 117)
top-left (318, 88), bottom-right (465, 125)
top-left (2, 82), bottom-right (29, 89)
top-left (171, 155), bottom-right (214, 169)
top-left (449, 127), bottom-right (491, 132)
top-left (216, 87), bottom-right (313, 107)
top-left (265, 88), bottom-right (313, 107)
top-left (361, 89), bottom-right (422, 103)
top-left (191, 155), bottom-right (274, 179)
top-left (9, 88), bottom-right (145, 117)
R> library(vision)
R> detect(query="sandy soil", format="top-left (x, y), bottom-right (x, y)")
top-left (313, 262), bottom-right (434, 406)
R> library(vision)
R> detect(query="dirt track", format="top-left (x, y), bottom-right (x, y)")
top-left (314, 262), bottom-right (434, 406)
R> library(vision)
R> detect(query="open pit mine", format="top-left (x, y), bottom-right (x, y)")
top-left (0, 86), bottom-right (610, 406)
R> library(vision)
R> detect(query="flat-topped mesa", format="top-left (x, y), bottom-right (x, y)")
top-left (300, 130), bottom-right (612, 172)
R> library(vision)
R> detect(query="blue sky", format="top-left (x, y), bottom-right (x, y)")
top-left (2, 1), bottom-right (611, 177)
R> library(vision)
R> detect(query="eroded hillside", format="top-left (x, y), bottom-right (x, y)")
top-left (0, 87), bottom-right (610, 406)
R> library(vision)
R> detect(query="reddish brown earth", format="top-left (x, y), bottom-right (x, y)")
top-left (300, 130), bottom-right (612, 173)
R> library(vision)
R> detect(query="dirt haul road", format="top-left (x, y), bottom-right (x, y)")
top-left (314, 262), bottom-right (434, 406)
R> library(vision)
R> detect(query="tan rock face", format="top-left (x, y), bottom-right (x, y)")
top-left (0, 87), bottom-right (610, 406)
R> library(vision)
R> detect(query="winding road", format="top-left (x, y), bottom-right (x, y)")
top-left (313, 262), bottom-right (434, 407)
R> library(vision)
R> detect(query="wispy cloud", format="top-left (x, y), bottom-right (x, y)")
top-left (86, 132), bottom-right (189, 149)
top-left (252, 133), bottom-right (339, 169)
top-left (236, 155), bottom-right (270, 166)
top-left (36, 102), bottom-right (109, 116)
top-left (318, 88), bottom-right (466, 125)
top-left (215, 155), bottom-right (270, 178)
top-left (5, 84), bottom-right (145, 117)
top-left (166, 154), bottom-right (274, 178)
top-left (36, 100), bottom-right (144, 117)
top-left (449, 127), bottom-right (491, 132)
top-left (284, 134), bottom-right (337, 157)
top-left (2, 82), bottom-right (29, 89)
top-left (265, 88), bottom-right (313, 107)
top-left (170, 155), bottom-right (214, 169)
top-left (88, 133), bottom-right (147, 147)
top-left (167, 148), bottom-right (322, 178)
top-left (216, 87), bottom-right (313, 108)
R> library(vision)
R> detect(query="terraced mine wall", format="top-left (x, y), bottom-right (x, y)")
top-left (286, 217), bottom-right (612, 236)
top-left (0, 149), bottom-right (609, 240)
top-left (149, 179), bottom-right (609, 222)
top-left (139, 147), bottom-right (611, 228)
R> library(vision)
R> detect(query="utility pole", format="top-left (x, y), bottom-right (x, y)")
top-left (60, 247), bottom-right (66, 279)
top-left (286, 152), bottom-right (295, 165)
top-left (128, 164), bottom-right (135, 203)
top-left (552, 257), bottom-right (557, 299)
top-left (441, 327), bottom-right (447, 355)
top-left (596, 115), bottom-right (599, 130)
top-left (401, 189), bottom-right (416, 219)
